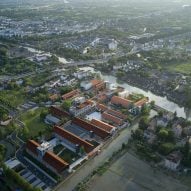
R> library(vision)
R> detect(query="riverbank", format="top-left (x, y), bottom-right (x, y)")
top-left (118, 73), bottom-right (186, 107)
top-left (95, 68), bottom-right (190, 119)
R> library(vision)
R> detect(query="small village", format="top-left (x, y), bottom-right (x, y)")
top-left (0, 67), bottom-right (190, 191)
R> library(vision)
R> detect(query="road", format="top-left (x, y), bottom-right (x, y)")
top-left (55, 110), bottom-right (157, 191)
top-left (55, 123), bottom-right (138, 191)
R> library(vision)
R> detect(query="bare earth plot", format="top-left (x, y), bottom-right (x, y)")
top-left (88, 153), bottom-right (190, 191)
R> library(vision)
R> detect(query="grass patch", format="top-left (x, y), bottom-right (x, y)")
top-left (20, 107), bottom-right (49, 138)
top-left (26, 71), bottom-right (52, 86)
top-left (53, 144), bottom-right (65, 155)
top-left (166, 62), bottom-right (191, 74)
top-left (0, 89), bottom-right (26, 107)
top-left (59, 149), bottom-right (79, 164)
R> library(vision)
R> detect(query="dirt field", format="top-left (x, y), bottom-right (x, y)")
top-left (88, 153), bottom-right (191, 191)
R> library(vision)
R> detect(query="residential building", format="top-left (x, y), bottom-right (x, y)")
top-left (49, 106), bottom-right (70, 119)
top-left (72, 117), bottom-right (110, 139)
top-left (111, 96), bottom-right (133, 108)
top-left (45, 114), bottom-right (60, 125)
top-left (91, 119), bottom-right (116, 133)
top-left (164, 151), bottom-right (182, 171)
top-left (102, 112), bottom-right (123, 126)
top-left (54, 126), bottom-right (94, 153)
top-left (26, 140), bottom-right (69, 174)
top-left (62, 89), bottom-right (80, 100)
top-left (69, 100), bottom-right (96, 117)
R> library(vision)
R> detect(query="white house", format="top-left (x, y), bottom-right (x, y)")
top-left (80, 81), bottom-right (93, 90)
top-left (165, 151), bottom-right (182, 171)
top-left (108, 39), bottom-right (118, 50)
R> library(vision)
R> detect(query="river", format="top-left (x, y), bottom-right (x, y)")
top-left (80, 67), bottom-right (191, 120)
top-left (23, 46), bottom-right (191, 120)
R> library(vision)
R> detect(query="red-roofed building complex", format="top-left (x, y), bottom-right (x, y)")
top-left (91, 119), bottom-right (116, 133)
top-left (62, 89), bottom-right (80, 100)
top-left (26, 140), bottom-right (69, 174)
top-left (53, 126), bottom-right (94, 153)
top-left (50, 106), bottom-right (70, 119)
top-left (102, 112), bottom-right (123, 126)
top-left (72, 117), bottom-right (110, 139)
top-left (111, 96), bottom-right (133, 108)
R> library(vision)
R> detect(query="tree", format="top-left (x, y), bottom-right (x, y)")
top-left (79, 146), bottom-right (86, 156)
top-left (150, 101), bottom-right (155, 108)
top-left (158, 143), bottom-right (175, 155)
top-left (0, 144), bottom-right (6, 163)
top-left (60, 86), bottom-right (73, 95)
top-left (22, 127), bottom-right (29, 140)
top-left (40, 109), bottom-right (48, 120)
top-left (141, 104), bottom-right (151, 116)
top-left (131, 129), bottom-right (144, 140)
top-left (62, 100), bottom-right (72, 111)
top-left (182, 141), bottom-right (191, 167)
top-left (158, 129), bottom-right (169, 141)
top-left (50, 55), bottom-right (59, 65)
top-left (139, 116), bottom-right (149, 130)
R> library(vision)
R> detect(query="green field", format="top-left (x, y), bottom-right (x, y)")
top-left (59, 149), bottom-right (79, 164)
top-left (20, 107), bottom-right (49, 138)
top-left (0, 89), bottom-right (26, 107)
top-left (166, 62), bottom-right (191, 74)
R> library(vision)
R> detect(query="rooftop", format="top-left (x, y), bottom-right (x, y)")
top-left (43, 151), bottom-right (69, 173)
top-left (73, 117), bottom-right (110, 139)
top-left (54, 126), bottom-right (94, 153)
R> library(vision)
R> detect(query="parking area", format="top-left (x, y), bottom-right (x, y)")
top-left (19, 168), bottom-right (51, 191)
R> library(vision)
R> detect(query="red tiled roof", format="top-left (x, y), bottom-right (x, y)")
top-left (53, 126), bottom-right (94, 153)
top-left (49, 94), bottom-right (58, 101)
top-left (107, 109), bottom-right (127, 120)
top-left (91, 119), bottom-right (115, 133)
top-left (43, 151), bottom-right (69, 173)
top-left (26, 140), bottom-right (40, 156)
top-left (102, 112), bottom-right (123, 126)
top-left (94, 81), bottom-right (105, 90)
top-left (50, 106), bottom-right (70, 118)
top-left (111, 96), bottom-right (133, 108)
top-left (73, 117), bottom-right (110, 139)
top-left (62, 89), bottom-right (79, 100)
top-left (91, 79), bottom-right (102, 86)
top-left (96, 103), bottom-right (108, 112)
top-left (134, 97), bottom-right (148, 107)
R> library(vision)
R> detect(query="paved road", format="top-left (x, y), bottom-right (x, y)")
top-left (55, 123), bottom-right (138, 191)
top-left (55, 111), bottom-right (157, 191)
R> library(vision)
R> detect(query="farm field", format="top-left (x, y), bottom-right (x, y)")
top-left (88, 153), bottom-right (190, 191)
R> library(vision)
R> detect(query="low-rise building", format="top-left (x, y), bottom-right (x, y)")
top-left (111, 96), bottom-right (133, 108)
top-left (62, 89), bottom-right (80, 100)
top-left (102, 112), bottom-right (123, 126)
top-left (72, 117), bottom-right (110, 139)
top-left (45, 114), bottom-right (60, 125)
top-left (54, 126), bottom-right (94, 153)
top-left (91, 119), bottom-right (116, 134)
top-left (69, 100), bottom-right (96, 117)
top-left (49, 106), bottom-right (70, 119)
top-left (26, 140), bottom-right (69, 174)
top-left (164, 151), bottom-right (182, 171)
